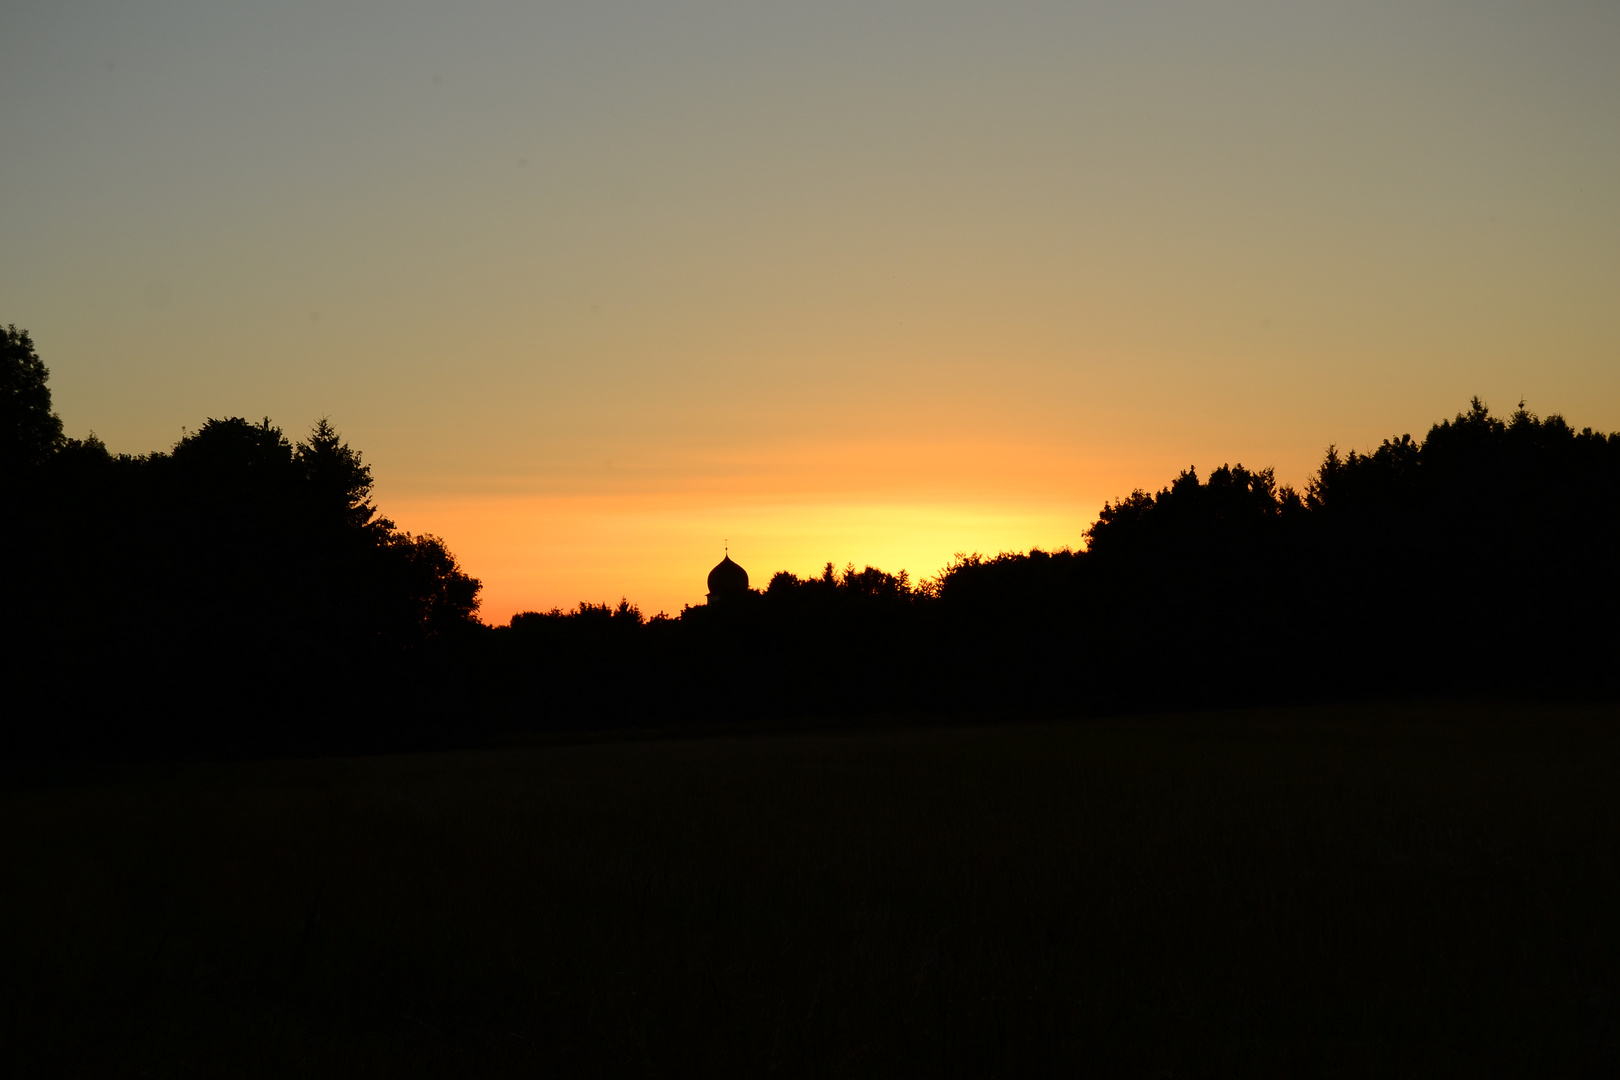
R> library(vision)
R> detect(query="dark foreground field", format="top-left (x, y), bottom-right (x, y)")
top-left (3, 701), bottom-right (1618, 1077)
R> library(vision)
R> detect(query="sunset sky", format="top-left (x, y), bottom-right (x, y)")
top-left (4, 1), bottom-right (1617, 620)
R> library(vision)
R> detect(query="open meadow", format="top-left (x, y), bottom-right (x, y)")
top-left (3, 699), bottom-right (1618, 1077)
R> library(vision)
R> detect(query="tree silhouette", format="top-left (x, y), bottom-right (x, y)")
top-left (299, 416), bottom-right (384, 533)
top-left (2, 328), bottom-right (487, 753)
top-left (0, 324), bottom-right (64, 473)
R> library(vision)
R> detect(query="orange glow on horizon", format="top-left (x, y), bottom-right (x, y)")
top-left (382, 437), bottom-right (1136, 623)
top-left (387, 491), bottom-right (1095, 624)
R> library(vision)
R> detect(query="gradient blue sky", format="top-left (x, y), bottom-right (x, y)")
top-left (5, 1), bottom-right (1617, 617)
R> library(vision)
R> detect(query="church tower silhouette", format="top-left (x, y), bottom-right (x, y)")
top-left (706, 545), bottom-right (749, 606)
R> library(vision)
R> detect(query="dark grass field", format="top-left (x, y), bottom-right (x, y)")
top-left (3, 700), bottom-right (1618, 1077)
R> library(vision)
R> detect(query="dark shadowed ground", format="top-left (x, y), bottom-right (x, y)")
top-left (3, 699), bottom-right (1617, 1077)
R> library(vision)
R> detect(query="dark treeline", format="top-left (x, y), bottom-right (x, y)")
top-left (5, 323), bottom-right (1618, 754)
top-left (503, 400), bottom-right (1620, 725)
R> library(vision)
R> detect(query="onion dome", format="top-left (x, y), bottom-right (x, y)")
top-left (706, 554), bottom-right (749, 603)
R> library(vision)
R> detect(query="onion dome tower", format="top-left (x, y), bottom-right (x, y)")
top-left (706, 548), bottom-right (749, 606)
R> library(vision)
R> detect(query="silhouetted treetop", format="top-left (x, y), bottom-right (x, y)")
top-left (763, 562), bottom-right (918, 610)
top-left (1305, 398), bottom-right (1619, 533)
top-left (1084, 463), bottom-right (1303, 561)
top-left (299, 416), bottom-right (383, 533)
top-left (1, 324), bottom-right (64, 472)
